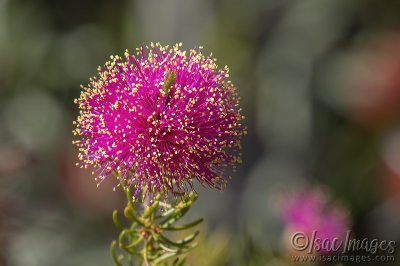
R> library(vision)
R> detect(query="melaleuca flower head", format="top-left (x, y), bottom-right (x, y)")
top-left (280, 187), bottom-right (350, 254)
top-left (73, 43), bottom-right (245, 201)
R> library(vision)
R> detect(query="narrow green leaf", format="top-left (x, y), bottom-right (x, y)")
top-left (112, 210), bottom-right (124, 230)
top-left (176, 231), bottom-right (199, 245)
top-left (156, 207), bottom-right (176, 219)
top-left (159, 243), bottom-right (178, 253)
top-left (157, 231), bottom-right (199, 248)
top-left (125, 235), bottom-right (143, 249)
top-left (124, 207), bottom-right (146, 226)
top-left (162, 218), bottom-right (203, 231)
top-left (152, 251), bottom-right (177, 265)
top-left (118, 229), bottom-right (141, 253)
top-left (143, 199), bottom-right (160, 218)
top-left (110, 240), bottom-right (123, 266)
top-left (160, 206), bottom-right (190, 226)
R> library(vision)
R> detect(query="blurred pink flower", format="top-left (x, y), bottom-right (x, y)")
top-left (280, 187), bottom-right (350, 254)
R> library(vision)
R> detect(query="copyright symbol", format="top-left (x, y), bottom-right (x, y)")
top-left (291, 232), bottom-right (309, 251)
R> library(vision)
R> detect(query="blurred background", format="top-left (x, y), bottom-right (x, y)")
top-left (1, 0), bottom-right (400, 265)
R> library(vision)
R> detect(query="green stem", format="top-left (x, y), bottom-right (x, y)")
top-left (110, 178), bottom-right (202, 266)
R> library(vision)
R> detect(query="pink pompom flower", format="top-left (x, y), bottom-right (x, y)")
top-left (73, 43), bottom-right (245, 200)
